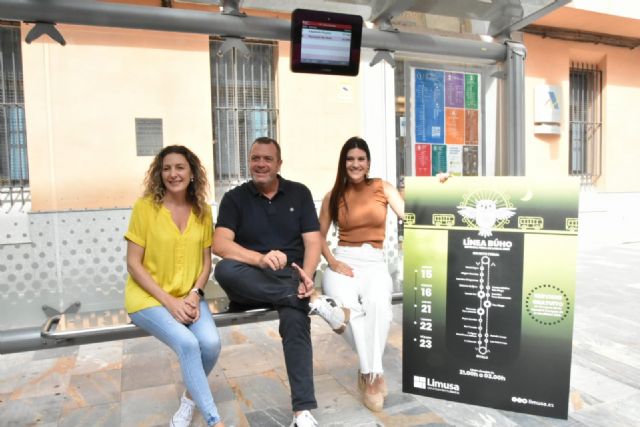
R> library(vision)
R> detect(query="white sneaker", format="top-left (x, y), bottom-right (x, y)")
top-left (309, 295), bottom-right (350, 334)
top-left (290, 410), bottom-right (319, 427)
top-left (170, 391), bottom-right (195, 427)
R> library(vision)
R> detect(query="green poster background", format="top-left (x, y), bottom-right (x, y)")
top-left (402, 177), bottom-right (579, 419)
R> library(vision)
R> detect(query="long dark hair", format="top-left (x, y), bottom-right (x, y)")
top-left (328, 136), bottom-right (371, 224)
top-left (143, 145), bottom-right (209, 221)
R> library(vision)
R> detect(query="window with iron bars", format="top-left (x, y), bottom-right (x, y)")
top-left (569, 63), bottom-right (602, 185)
top-left (0, 24), bottom-right (29, 209)
top-left (210, 39), bottom-right (278, 202)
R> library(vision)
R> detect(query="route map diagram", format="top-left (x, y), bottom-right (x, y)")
top-left (446, 230), bottom-right (523, 363)
top-left (455, 254), bottom-right (510, 359)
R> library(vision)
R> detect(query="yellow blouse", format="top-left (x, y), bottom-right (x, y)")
top-left (124, 197), bottom-right (213, 313)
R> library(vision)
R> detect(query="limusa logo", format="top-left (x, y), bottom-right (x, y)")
top-left (457, 189), bottom-right (516, 237)
top-left (426, 377), bottom-right (461, 395)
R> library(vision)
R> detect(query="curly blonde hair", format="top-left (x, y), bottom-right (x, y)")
top-left (143, 145), bottom-right (210, 221)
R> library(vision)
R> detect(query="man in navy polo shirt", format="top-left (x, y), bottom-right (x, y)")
top-left (213, 137), bottom-right (348, 427)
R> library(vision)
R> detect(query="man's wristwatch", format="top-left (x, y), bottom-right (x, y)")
top-left (190, 287), bottom-right (204, 299)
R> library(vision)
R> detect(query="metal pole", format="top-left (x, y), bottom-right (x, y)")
top-left (0, 0), bottom-right (507, 62)
top-left (505, 40), bottom-right (526, 176)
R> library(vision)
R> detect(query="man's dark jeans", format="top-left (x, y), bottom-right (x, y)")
top-left (214, 259), bottom-right (317, 412)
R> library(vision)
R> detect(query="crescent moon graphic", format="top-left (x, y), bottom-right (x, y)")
top-left (521, 190), bottom-right (533, 202)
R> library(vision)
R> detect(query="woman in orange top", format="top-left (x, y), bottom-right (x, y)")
top-left (319, 137), bottom-right (404, 412)
top-left (125, 145), bottom-right (224, 427)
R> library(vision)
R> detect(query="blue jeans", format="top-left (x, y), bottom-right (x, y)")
top-left (129, 300), bottom-right (222, 426)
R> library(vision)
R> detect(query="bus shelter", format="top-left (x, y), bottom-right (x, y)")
top-left (0, 0), bottom-right (569, 352)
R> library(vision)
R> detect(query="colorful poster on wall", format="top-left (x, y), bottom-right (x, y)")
top-left (415, 144), bottom-right (432, 176)
top-left (445, 109), bottom-right (464, 145)
top-left (465, 110), bottom-right (478, 145)
top-left (431, 144), bottom-right (447, 175)
top-left (463, 146), bottom-right (478, 176)
top-left (412, 67), bottom-right (481, 176)
top-left (415, 69), bottom-right (445, 144)
top-left (445, 72), bottom-right (465, 108)
top-left (402, 177), bottom-right (579, 419)
top-left (447, 146), bottom-right (463, 176)
top-left (465, 74), bottom-right (479, 110)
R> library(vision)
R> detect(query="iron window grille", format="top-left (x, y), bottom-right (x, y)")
top-left (569, 63), bottom-right (602, 185)
top-left (210, 39), bottom-right (278, 201)
top-left (0, 24), bottom-right (29, 209)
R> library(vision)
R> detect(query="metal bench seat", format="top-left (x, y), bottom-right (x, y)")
top-left (38, 291), bottom-right (403, 349)
top-left (40, 296), bottom-right (279, 345)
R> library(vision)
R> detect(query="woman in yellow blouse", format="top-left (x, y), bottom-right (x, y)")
top-left (125, 145), bottom-right (223, 427)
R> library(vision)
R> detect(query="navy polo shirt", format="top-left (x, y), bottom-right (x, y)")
top-left (215, 176), bottom-right (320, 267)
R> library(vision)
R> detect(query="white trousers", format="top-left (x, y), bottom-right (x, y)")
top-left (322, 244), bottom-right (393, 376)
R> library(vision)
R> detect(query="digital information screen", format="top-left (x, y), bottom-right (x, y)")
top-left (290, 9), bottom-right (362, 76)
top-left (300, 20), bottom-right (352, 66)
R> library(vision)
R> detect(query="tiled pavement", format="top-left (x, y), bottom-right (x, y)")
top-left (1, 242), bottom-right (639, 427)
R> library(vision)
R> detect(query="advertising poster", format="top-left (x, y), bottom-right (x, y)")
top-left (465, 110), bottom-right (478, 145)
top-left (402, 177), bottom-right (579, 419)
top-left (463, 146), bottom-right (478, 176)
top-left (445, 108), bottom-right (464, 145)
top-left (415, 144), bottom-right (432, 176)
top-left (465, 74), bottom-right (479, 110)
top-left (445, 72), bottom-right (465, 108)
top-left (431, 144), bottom-right (447, 175)
top-left (447, 145), bottom-right (463, 176)
top-left (415, 69), bottom-right (445, 144)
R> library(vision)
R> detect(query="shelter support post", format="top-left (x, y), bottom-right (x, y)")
top-left (503, 40), bottom-right (527, 176)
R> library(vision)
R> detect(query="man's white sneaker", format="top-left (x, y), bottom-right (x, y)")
top-left (290, 410), bottom-right (318, 427)
top-left (309, 295), bottom-right (350, 334)
top-left (170, 391), bottom-right (195, 427)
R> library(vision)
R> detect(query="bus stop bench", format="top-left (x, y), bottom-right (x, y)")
top-left (39, 296), bottom-right (280, 347)
top-left (38, 291), bottom-right (403, 349)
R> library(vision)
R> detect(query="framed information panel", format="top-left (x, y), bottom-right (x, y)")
top-left (411, 67), bottom-right (481, 176)
top-left (402, 177), bottom-right (579, 419)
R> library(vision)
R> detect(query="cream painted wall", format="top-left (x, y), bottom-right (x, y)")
top-left (524, 33), bottom-right (640, 192)
top-left (277, 41), bottom-right (363, 199)
top-left (569, 0), bottom-right (640, 19)
top-left (22, 23), bottom-right (214, 211)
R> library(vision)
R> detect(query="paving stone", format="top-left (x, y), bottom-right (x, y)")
top-left (226, 370), bottom-right (292, 412)
top-left (0, 393), bottom-right (64, 426)
top-left (121, 350), bottom-right (174, 392)
top-left (32, 345), bottom-right (79, 361)
top-left (62, 368), bottom-right (121, 411)
top-left (72, 341), bottom-right (123, 375)
top-left (215, 399), bottom-right (251, 427)
top-left (218, 342), bottom-right (284, 378)
top-left (8, 356), bottom-right (74, 400)
top-left (120, 383), bottom-right (177, 426)
top-left (58, 402), bottom-right (120, 427)
top-left (312, 374), bottom-right (380, 425)
top-left (569, 363), bottom-right (637, 404)
top-left (575, 392), bottom-right (640, 427)
top-left (244, 406), bottom-right (291, 427)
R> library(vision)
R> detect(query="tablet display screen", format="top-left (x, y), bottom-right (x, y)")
top-left (291, 9), bottom-right (363, 76)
